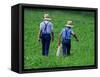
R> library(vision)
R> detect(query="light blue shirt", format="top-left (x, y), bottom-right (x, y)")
top-left (40, 20), bottom-right (53, 34)
top-left (60, 27), bottom-right (74, 39)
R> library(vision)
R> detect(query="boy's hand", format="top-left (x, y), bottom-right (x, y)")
top-left (76, 39), bottom-right (79, 42)
top-left (58, 42), bottom-right (60, 46)
top-left (72, 34), bottom-right (79, 42)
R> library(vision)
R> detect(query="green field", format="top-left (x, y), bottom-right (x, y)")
top-left (24, 8), bottom-right (95, 69)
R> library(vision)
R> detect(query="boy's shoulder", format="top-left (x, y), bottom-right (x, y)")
top-left (63, 27), bottom-right (73, 31)
top-left (40, 21), bottom-right (44, 25)
top-left (41, 21), bottom-right (52, 24)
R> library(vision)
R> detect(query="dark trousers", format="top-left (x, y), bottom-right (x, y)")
top-left (62, 39), bottom-right (71, 56)
top-left (41, 34), bottom-right (51, 56)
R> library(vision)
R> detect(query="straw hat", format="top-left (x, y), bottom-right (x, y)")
top-left (65, 21), bottom-right (73, 27)
top-left (43, 14), bottom-right (51, 21)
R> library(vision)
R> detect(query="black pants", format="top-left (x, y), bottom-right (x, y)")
top-left (41, 34), bottom-right (51, 56)
top-left (62, 39), bottom-right (71, 56)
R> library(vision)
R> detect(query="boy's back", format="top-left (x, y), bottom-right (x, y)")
top-left (60, 27), bottom-right (73, 40)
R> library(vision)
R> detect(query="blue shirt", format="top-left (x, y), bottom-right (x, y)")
top-left (60, 27), bottom-right (74, 40)
top-left (40, 20), bottom-right (53, 34)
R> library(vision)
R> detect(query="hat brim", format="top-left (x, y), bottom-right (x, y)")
top-left (44, 18), bottom-right (51, 21)
top-left (65, 25), bottom-right (73, 27)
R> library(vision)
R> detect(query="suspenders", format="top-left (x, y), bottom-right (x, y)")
top-left (65, 28), bottom-right (69, 40)
top-left (43, 22), bottom-right (49, 34)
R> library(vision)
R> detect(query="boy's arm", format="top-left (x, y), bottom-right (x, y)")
top-left (38, 29), bottom-right (41, 41)
top-left (51, 31), bottom-right (54, 42)
top-left (38, 23), bottom-right (42, 41)
top-left (71, 32), bottom-right (79, 42)
top-left (51, 23), bottom-right (54, 42)
top-left (58, 33), bottom-right (61, 46)
top-left (38, 26), bottom-right (42, 41)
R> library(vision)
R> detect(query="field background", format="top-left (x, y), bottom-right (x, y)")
top-left (24, 8), bottom-right (95, 69)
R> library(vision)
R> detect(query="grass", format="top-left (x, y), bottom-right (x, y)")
top-left (24, 8), bottom-right (95, 69)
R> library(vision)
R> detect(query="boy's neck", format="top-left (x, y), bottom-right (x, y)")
top-left (66, 27), bottom-right (71, 29)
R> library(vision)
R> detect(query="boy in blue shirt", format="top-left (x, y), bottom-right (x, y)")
top-left (38, 14), bottom-right (54, 56)
top-left (58, 21), bottom-right (79, 56)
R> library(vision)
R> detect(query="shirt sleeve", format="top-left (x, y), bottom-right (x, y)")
top-left (70, 29), bottom-right (75, 35)
top-left (40, 22), bottom-right (43, 31)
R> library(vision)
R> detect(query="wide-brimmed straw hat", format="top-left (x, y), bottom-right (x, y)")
top-left (65, 21), bottom-right (73, 27)
top-left (43, 14), bottom-right (51, 21)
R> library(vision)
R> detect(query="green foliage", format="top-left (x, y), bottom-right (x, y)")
top-left (24, 8), bottom-right (95, 69)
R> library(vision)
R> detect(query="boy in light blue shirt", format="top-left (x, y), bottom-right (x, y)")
top-left (38, 14), bottom-right (54, 56)
top-left (40, 20), bottom-right (53, 34)
top-left (58, 21), bottom-right (79, 56)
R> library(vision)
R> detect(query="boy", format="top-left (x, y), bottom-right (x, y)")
top-left (38, 14), bottom-right (54, 56)
top-left (58, 21), bottom-right (79, 56)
